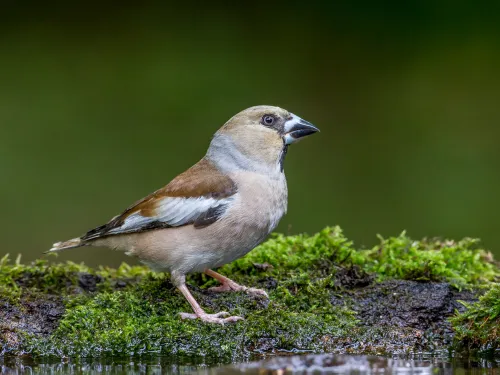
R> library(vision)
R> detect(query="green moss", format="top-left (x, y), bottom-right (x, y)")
top-left (26, 275), bottom-right (357, 358)
top-left (1, 227), bottom-right (499, 358)
top-left (217, 227), bottom-right (356, 280)
top-left (359, 234), bottom-right (499, 288)
top-left (450, 283), bottom-right (500, 354)
top-left (0, 254), bottom-right (150, 301)
top-left (219, 227), bottom-right (499, 289)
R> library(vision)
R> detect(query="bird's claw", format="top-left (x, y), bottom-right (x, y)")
top-left (180, 311), bottom-right (243, 324)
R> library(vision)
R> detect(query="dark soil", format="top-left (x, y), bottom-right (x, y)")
top-left (331, 279), bottom-right (476, 330)
top-left (0, 294), bottom-right (65, 354)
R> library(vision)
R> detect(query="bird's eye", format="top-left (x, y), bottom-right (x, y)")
top-left (261, 115), bottom-right (275, 126)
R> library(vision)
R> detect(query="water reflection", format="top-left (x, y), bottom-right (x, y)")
top-left (1, 355), bottom-right (212, 375)
top-left (205, 355), bottom-right (433, 374)
top-left (203, 355), bottom-right (500, 374)
top-left (1, 354), bottom-right (499, 374)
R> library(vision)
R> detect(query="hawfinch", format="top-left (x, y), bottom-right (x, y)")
top-left (50, 105), bottom-right (319, 324)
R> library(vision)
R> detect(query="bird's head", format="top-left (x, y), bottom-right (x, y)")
top-left (207, 105), bottom-right (319, 174)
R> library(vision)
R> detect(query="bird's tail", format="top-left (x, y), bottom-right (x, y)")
top-left (46, 237), bottom-right (87, 253)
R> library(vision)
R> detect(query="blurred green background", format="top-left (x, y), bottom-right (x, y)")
top-left (1, 2), bottom-right (499, 267)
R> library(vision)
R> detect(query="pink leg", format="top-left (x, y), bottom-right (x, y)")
top-left (205, 269), bottom-right (269, 298)
top-left (177, 283), bottom-right (243, 324)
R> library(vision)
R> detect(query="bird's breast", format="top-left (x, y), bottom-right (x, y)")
top-left (230, 171), bottom-right (288, 234)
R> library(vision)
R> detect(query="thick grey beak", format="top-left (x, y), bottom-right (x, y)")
top-left (284, 114), bottom-right (320, 145)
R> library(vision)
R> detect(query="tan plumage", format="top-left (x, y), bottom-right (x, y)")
top-left (50, 105), bottom-right (319, 324)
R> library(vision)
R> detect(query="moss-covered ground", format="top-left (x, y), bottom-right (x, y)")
top-left (1, 227), bottom-right (499, 359)
top-left (450, 283), bottom-right (500, 353)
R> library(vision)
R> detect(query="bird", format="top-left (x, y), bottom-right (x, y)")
top-left (49, 105), bottom-right (319, 324)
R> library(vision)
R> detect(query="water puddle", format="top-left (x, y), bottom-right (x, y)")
top-left (1, 354), bottom-right (498, 374)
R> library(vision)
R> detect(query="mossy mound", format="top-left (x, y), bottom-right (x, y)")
top-left (450, 283), bottom-right (500, 355)
top-left (222, 228), bottom-right (499, 289)
top-left (1, 227), bottom-right (499, 359)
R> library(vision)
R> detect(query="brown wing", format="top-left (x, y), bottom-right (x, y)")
top-left (81, 159), bottom-right (237, 240)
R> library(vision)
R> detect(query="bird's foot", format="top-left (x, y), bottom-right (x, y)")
top-left (179, 311), bottom-right (244, 324)
top-left (209, 280), bottom-right (269, 299)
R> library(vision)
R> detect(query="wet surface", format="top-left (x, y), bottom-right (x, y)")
top-left (0, 295), bottom-right (65, 352)
top-left (1, 354), bottom-right (499, 374)
top-left (334, 279), bottom-right (477, 330)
